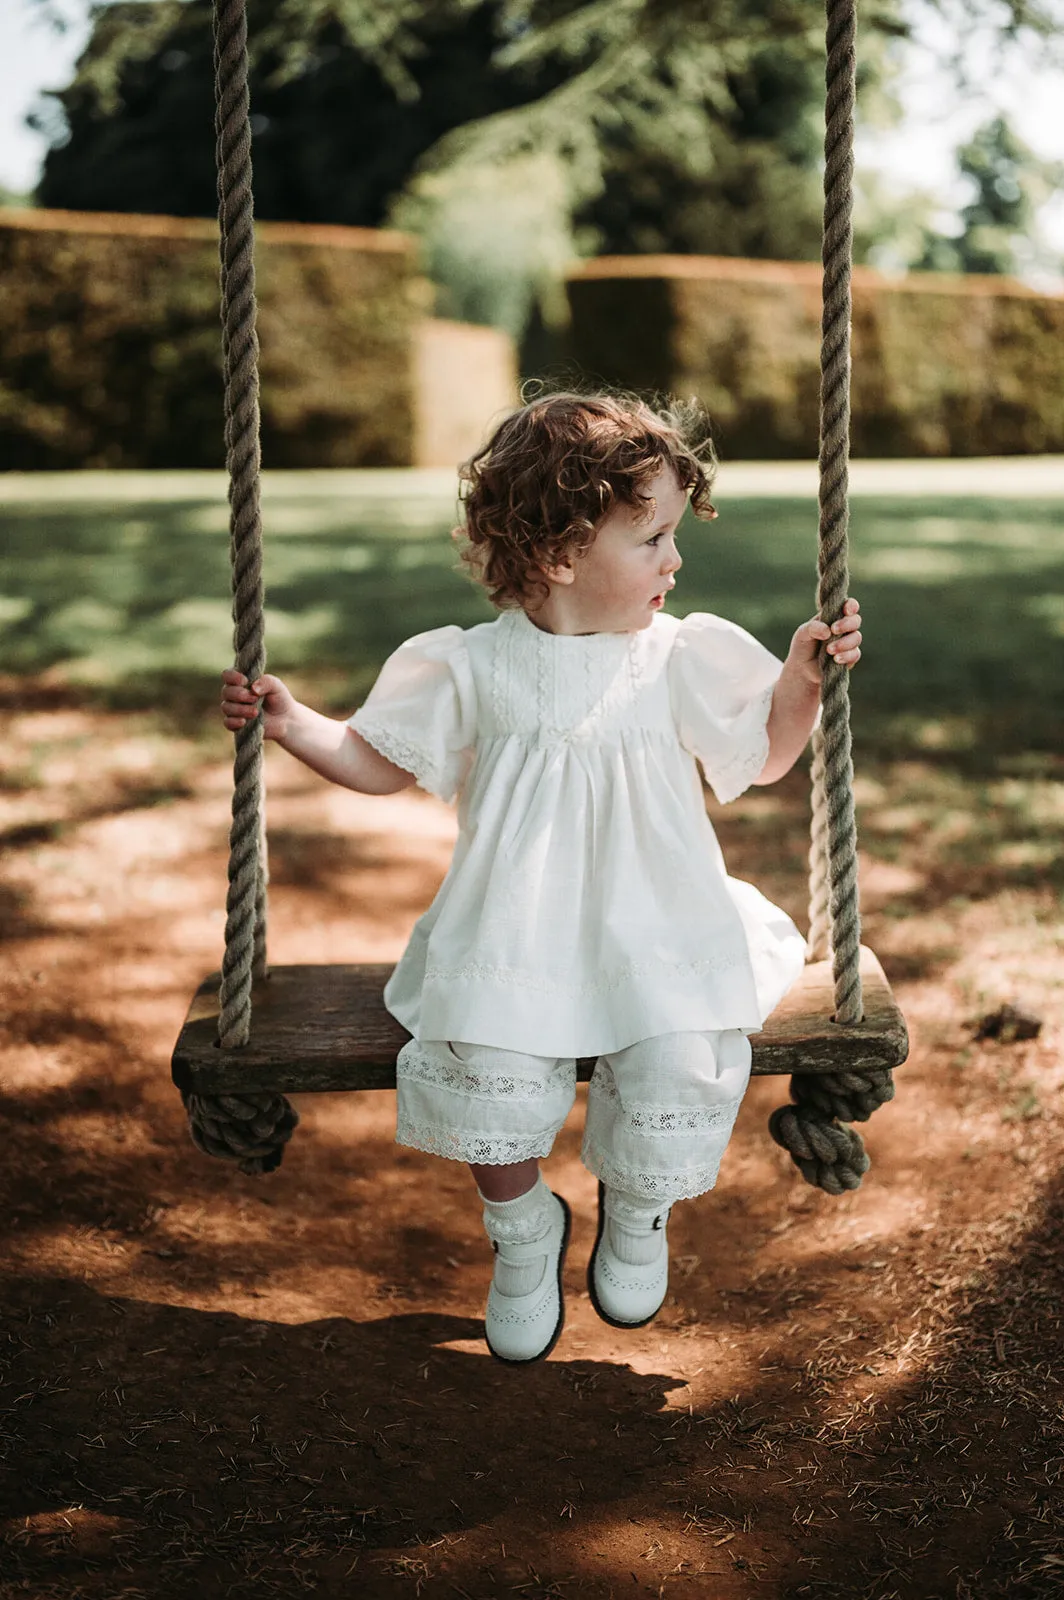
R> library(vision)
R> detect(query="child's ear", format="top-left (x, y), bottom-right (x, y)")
top-left (540, 559), bottom-right (576, 586)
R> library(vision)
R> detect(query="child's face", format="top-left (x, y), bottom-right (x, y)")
top-left (546, 464), bottom-right (687, 633)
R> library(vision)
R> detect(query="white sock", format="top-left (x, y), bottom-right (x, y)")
top-left (605, 1187), bottom-right (671, 1266)
top-left (479, 1176), bottom-right (554, 1298)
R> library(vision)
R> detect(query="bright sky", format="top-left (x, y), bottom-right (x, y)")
top-left (855, 0), bottom-right (1064, 281)
top-left (3, 0), bottom-right (1063, 278)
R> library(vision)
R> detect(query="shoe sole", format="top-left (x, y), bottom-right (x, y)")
top-left (485, 1192), bottom-right (572, 1365)
top-left (587, 1180), bottom-right (666, 1330)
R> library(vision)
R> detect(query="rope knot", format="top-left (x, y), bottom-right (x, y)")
top-left (183, 1090), bottom-right (299, 1175)
top-left (768, 1065), bottom-right (894, 1194)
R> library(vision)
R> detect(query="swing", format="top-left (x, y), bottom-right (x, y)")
top-left (172, 0), bottom-right (908, 1196)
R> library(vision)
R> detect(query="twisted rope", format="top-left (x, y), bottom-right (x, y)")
top-left (215, 0), bottom-right (267, 1041)
top-left (811, 0), bottom-right (862, 1025)
top-left (769, 1067), bottom-right (894, 1194)
top-left (806, 735), bottom-right (831, 962)
top-left (774, 0), bottom-right (894, 1192)
top-left (185, 0), bottom-right (298, 1171)
top-left (769, 1100), bottom-right (869, 1195)
top-left (184, 1090), bottom-right (298, 1176)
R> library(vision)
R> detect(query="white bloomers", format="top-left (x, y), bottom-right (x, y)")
top-left (395, 1029), bottom-right (753, 1202)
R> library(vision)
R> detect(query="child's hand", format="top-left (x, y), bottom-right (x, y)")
top-left (787, 597), bottom-right (862, 686)
top-left (220, 670), bottom-right (297, 739)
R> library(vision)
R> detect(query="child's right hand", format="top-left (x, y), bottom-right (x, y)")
top-left (220, 669), bottom-right (297, 739)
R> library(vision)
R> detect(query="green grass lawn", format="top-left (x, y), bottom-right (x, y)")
top-left (2, 469), bottom-right (1062, 766)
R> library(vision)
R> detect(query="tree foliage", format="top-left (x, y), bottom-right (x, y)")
top-left (36, 1), bottom-right (575, 227)
top-left (35, 0), bottom-right (860, 340)
top-left (914, 115), bottom-right (1064, 275)
top-left (34, 1), bottom-right (898, 236)
top-left (28, 0), bottom-right (1064, 338)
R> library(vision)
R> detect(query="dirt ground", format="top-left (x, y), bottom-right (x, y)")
top-left (1, 690), bottom-right (1062, 1600)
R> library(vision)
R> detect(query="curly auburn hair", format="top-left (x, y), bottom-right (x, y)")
top-left (453, 389), bottom-right (718, 611)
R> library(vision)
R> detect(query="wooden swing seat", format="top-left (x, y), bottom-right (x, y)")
top-left (171, 944), bottom-right (907, 1098)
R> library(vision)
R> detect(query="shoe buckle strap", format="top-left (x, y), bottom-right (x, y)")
top-left (489, 1230), bottom-right (554, 1263)
top-left (605, 1198), bottom-right (672, 1232)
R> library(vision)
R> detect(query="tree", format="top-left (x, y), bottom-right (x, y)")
top-left (35, 1), bottom-right (571, 226)
top-left (575, 38), bottom-right (827, 260)
top-left (908, 115), bottom-right (1064, 276)
top-left (32, 0), bottom-right (860, 345)
top-left (28, 0), bottom-right (1064, 342)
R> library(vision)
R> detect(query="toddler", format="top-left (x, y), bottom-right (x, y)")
top-left (220, 392), bottom-right (862, 1364)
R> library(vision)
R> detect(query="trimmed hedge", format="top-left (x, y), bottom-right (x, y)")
top-left (0, 209), bottom-right (420, 469)
top-left (566, 255), bottom-right (1064, 457)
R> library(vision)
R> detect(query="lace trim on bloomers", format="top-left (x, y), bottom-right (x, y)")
top-left (398, 1046), bottom-right (575, 1101)
top-left (350, 713), bottom-right (442, 795)
top-left (581, 1146), bottom-right (726, 1202)
top-left (395, 1118), bottom-right (558, 1166)
top-left (423, 947), bottom-right (746, 999)
top-left (590, 1067), bottom-right (745, 1136)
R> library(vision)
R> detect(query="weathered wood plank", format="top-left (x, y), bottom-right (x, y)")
top-left (747, 946), bottom-right (909, 1075)
top-left (171, 948), bottom-right (907, 1096)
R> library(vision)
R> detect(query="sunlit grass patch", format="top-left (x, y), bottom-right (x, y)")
top-left (1, 473), bottom-right (1062, 760)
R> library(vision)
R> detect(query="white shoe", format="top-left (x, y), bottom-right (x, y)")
top-left (484, 1191), bottom-right (571, 1363)
top-left (588, 1182), bottom-right (670, 1328)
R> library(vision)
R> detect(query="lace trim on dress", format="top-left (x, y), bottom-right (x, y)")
top-left (706, 683), bottom-right (776, 803)
top-left (492, 611), bottom-right (647, 737)
top-left (395, 1117), bottom-right (558, 1166)
top-left (398, 1046), bottom-right (575, 1102)
top-left (536, 624), bottom-right (551, 737)
top-left (590, 1069), bottom-right (746, 1137)
top-left (423, 947), bottom-right (746, 998)
top-left (627, 633), bottom-right (642, 685)
top-left (350, 713), bottom-right (442, 795)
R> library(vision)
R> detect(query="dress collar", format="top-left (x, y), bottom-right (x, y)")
top-left (510, 608), bottom-right (642, 646)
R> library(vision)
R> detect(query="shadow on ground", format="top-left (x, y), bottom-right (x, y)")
top-left (2, 1172), bottom-right (1061, 1600)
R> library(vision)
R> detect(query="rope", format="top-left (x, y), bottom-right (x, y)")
top-left (806, 734), bottom-right (831, 962)
top-left (215, 0), bottom-right (267, 1038)
top-left (774, 0), bottom-right (894, 1192)
top-left (811, 0), bottom-right (862, 1025)
top-left (769, 1067), bottom-right (894, 1194)
top-left (769, 1100), bottom-right (869, 1195)
top-left (184, 1089), bottom-right (299, 1176)
top-left (185, 0), bottom-right (298, 1171)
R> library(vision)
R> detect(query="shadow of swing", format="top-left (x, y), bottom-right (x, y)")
top-left (0, 1275), bottom-right (684, 1591)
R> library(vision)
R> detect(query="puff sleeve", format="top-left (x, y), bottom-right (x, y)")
top-left (347, 625), bottom-right (477, 804)
top-left (668, 612), bottom-right (783, 805)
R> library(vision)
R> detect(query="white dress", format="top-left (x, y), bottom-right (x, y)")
top-left (349, 607), bottom-right (807, 1058)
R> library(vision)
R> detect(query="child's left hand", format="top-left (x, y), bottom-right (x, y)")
top-left (788, 597), bottom-right (862, 686)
